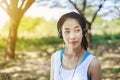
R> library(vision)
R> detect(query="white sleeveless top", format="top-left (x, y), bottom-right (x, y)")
top-left (53, 50), bottom-right (94, 80)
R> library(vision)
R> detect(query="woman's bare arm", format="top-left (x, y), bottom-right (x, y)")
top-left (89, 57), bottom-right (102, 80)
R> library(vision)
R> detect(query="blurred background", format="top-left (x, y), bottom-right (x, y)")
top-left (0, 0), bottom-right (120, 80)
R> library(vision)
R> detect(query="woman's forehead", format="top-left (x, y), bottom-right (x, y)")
top-left (62, 18), bottom-right (81, 29)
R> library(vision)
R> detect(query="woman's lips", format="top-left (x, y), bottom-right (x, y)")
top-left (70, 41), bottom-right (77, 45)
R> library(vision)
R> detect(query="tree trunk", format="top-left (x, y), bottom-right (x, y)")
top-left (87, 23), bottom-right (92, 46)
top-left (0, 0), bottom-right (35, 60)
top-left (5, 18), bottom-right (20, 59)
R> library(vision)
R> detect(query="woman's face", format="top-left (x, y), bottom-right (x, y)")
top-left (62, 18), bottom-right (83, 49)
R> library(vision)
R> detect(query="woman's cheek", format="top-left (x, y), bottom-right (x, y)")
top-left (63, 35), bottom-right (69, 45)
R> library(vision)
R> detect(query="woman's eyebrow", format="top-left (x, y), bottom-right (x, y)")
top-left (63, 26), bottom-right (80, 30)
top-left (74, 26), bottom-right (80, 29)
top-left (64, 28), bottom-right (70, 30)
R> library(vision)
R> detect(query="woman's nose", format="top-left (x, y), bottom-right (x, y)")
top-left (70, 33), bottom-right (76, 40)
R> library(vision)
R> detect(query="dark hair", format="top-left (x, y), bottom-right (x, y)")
top-left (57, 11), bottom-right (88, 50)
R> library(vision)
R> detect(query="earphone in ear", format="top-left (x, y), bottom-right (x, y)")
top-left (83, 28), bottom-right (87, 35)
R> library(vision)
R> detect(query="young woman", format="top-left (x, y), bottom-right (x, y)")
top-left (50, 12), bottom-right (101, 80)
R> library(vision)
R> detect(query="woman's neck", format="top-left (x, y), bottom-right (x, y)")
top-left (64, 46), bottom-right (85, 57)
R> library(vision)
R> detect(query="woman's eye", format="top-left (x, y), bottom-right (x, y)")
top-left (75, 29), bottom-right (80, 32)
top-left (64, 31), bottom-right (69, 34)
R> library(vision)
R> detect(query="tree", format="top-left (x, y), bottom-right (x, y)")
top-left (0, 0), bottom-right (35, 59)
top-left (68, 0), bottom-right (107, 45)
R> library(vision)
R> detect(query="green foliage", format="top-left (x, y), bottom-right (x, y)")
top-left (19, 17), bottom-right (41, 32)
top-left (16, 36), bottom-right (62, 52)
top-left (93, 17), bottom-right (120, 35)
top-left (92, 33), bottom-right (120, 46)
top-left (18, 17), bottom-right (57, 38)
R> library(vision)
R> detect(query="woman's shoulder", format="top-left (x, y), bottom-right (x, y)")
top-left (88, 57), bottom-right (101, 75)
top-left (52, 50), bottom-right (61, 55)
top-left (90, 57), bottom-right (101, 68)
top-left (88, 56), bottom-right (101, 79)
top-left (86, 50), bottom-right (100, 66)
top-left (51, 50), bottom-right (62, 67)
top-left (51, 50), bottom-right (62, 59)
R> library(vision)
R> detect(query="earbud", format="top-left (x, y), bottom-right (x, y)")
top-left (83, 28), bottom-right (87, 35)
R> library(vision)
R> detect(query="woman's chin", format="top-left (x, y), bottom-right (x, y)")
top-left (68, 45), bottom-right (79, 50)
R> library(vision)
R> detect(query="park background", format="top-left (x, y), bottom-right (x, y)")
top-left (0, 0), bottom-right (120, 80)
